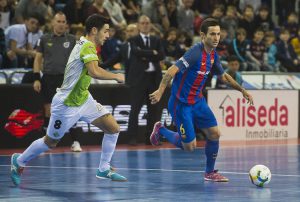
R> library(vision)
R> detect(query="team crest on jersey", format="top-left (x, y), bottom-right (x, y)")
top-left (63, 42), bottom-right (70, 48)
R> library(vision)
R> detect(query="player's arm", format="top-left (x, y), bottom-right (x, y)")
top-left (149, 64), bottom-right (179, 104)
top-left (32, 52), bottom-right (43, 93)
top-left (86, 60), bottom-right (124, 83)
top-left (220, 72), bottom-right (254, 105)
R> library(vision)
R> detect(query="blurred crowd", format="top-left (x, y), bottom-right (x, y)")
top-left (1, 0), bottom-right (300, 73)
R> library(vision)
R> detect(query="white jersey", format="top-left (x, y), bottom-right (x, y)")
top-left (57, 36), bottom-right (99, 106)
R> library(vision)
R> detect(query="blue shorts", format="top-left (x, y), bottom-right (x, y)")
top-left (168, 96), bottom-right (218, 143)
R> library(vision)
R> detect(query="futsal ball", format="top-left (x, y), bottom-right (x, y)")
top-left (249, 165), bottom-right (271, 187)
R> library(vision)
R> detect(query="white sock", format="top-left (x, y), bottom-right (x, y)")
top-left (99, 133), bottom-right (119, 172)
top-left (17, 138), bottom-right (50, 167)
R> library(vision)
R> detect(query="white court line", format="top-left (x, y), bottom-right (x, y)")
top-left (0, 165), bottom-right (299, 178)
top-left (0, 143), bottom-right (298, 157)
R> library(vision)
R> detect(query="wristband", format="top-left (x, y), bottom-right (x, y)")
top-left (33, 72), bottom-right (41, 81)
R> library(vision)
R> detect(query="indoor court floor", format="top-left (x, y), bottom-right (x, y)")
top-left (1, 140), bottom-right (300, 202)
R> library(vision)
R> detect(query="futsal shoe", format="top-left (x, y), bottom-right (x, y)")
top-left (150, 121), bottom-right (163, 146)
top-left (71, 141), bottom-right (82, 152)
top-left (204, 170), bottom-right (229, 182)
top-left (11, 153), bottom-right (24, 186)
top-left (96, 169), bottom-right (127, 182)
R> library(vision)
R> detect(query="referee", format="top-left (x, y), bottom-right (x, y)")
top-left (32, 12), bottom-right (82, 152)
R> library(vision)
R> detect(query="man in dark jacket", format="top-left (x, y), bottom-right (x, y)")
top-left (126, 15), bottom-right (165, 145)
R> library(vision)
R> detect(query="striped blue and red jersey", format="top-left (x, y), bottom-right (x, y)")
top-left (172, 42), bottom-right (224, 105)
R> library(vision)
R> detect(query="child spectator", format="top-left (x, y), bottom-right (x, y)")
top-left (238, 4), bottom-right (255, 40)
top-left (228, 27), bottom-right (249, 71)
top-left (216, 55), bottom-right (243, 89)
top-left (290, 27), bottom-right (300, 57)
top-left (276, 29), bottom-right (300, 72)
top-left (221, 5), bottom-right (238, 40)
top-left (264, 31), bottom-right (279, 72)
top-left (162, 27), bottom-right (183, 66)
top-left (253, 5), bottom-right (274, 33)
top-left (283, 12), bottom-right (299, 39)
top-left (246, 28), bottom-right (270, 71)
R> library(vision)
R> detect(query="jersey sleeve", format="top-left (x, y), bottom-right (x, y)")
top-left (80, 42), bottom-right (99, 64)
top-left (175, 44), bottom-right (199, 72)
top-left (212, 52), bottom-right (224, 76)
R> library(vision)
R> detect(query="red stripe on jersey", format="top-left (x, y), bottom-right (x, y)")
top-left (176, 71), bottom-right (188, 100)
top-left (198, 51), bottom-right (214, 98)
top-left (187, 50), bottom-right (207, 104)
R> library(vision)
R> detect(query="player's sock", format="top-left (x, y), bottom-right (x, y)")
top-left (17, 138), bottom-right (50, 167)
top-left (99, 133), bottom-right (119, 172)
top-left (160, 127), bottom-right (183, 149)
top-left (205, 139), bottom-right (219, 173)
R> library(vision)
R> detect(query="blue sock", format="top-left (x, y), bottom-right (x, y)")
top-left (159, 127), bottom-right (183, 149)
top-left (205, 139), bottom-right (219, 173)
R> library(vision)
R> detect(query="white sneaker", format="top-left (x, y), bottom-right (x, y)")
top-left (71, 141), bottom-right (82, 152)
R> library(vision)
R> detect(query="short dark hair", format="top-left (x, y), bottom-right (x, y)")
top-left (26, 13), bottom-right (44, 25)
top-left (85, 14), bottom-right (110, 34)
top-left (200, 18), bottom-right (220, 34)
top-left (227, 55), bottom-right (239, 63)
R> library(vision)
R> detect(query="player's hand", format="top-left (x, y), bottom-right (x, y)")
top-left (149, 90), bottom-right (162, 104)
top-left (115, 73), bottom-right (125, 83)
top-left (33, 80), bottom-right (41, 93)
top-left (242, 89), bottom-right (254, 105)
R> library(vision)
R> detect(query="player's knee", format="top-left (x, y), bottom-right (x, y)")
top-left (44, 135), bottom-right (60, 148)
top-left (208, 131), bottom-right (221, 141)
top-left (107, 124), bottom-right (120, 134)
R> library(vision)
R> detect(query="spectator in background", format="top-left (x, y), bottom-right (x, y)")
top-left (101, 26), bottom-right (122, 64)
top-left (220, 5), bottom-right (238, 40)
top-left (177, 0), bottom-right (195, 37)
top-left (162, 27), bottom-right (183, 67)
top-left (239, 0), bottom-right (261, 12)
top-left (238, 4), bottom-right (255, 40)
top-left (264, 31), bottom-right (279, 72)
top-left (121, 0), bottom-right (140, 23)
top-left (277, 29), bottom-right (300, 72)
top-left (15, 0), bottom-right (52, 23)
top-left (86, 0), bottom-right (110, 20)
top-left (104, 0), bottom-right (127, 29)
top-left (126, 15), bottom-right (165, 145)
top-left (245, 28), bottom-right (269, 71)
top-left (253, 5), bottom-right (274, 33)
top-left (0, 0), bottom-right (14, 29)
top-left (216, 55), bottom-right (243, 89)
top-left (63, 0), bottom-right (90, 28)
top-left (216, 27), bottom-right (230, 67)
top-left (210, 4), bottom-right (224, 22)
top-left (178, 30), bottom-right (192, 51)
top-left (142, 0), bottom-right (170, 32)
top-left (101, 23), bottom-right (138, 77)
top-left (71, 25), bottom-right (85, 41)
top-left (4, 13), bottom-right (41, 68)
top-left (228, 27), bottom-right (249, 71)
top-left (32, 12), bottom-right (82, 152)
top-left (0, 21), bottom-right (4, 68)
top-left (166, 0), bottom-right (177, 28)
top-left (290, 27), bottom-right (300, 58)
top-left (283, 12), bottom-right (299, 39)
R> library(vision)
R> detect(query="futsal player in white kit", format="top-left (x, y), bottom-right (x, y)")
top-left (11, 14), bottom-right (127, 186)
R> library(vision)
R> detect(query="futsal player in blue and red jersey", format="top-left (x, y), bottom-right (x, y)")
top-left (149, 18), bottom-right (254, 182)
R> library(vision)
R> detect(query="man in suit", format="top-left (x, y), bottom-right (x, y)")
top-left (127, 15), bottom-right (165, 145)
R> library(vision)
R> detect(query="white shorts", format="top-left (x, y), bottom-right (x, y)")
top-left (47, 92), bottom-right (109, 139)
